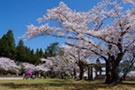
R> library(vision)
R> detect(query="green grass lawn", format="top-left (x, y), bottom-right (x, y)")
top-left (0, 79), bottom-right (135, 90)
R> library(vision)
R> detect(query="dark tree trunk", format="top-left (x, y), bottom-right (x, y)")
top-left (110, 66), bottom-right (119, 84)
top-left (73, 68), bottom-right (77, 79)
top-left (111, 53), bottom-right (123, 84)
top-left (79, 65), bottom-right (84, 80)
top-left (105, 60), bottom-right (120, 84)
top-left (105, 60), bottom-right (111, 84)
top-left (77, 60), bottom-right (85, 80)
top-left (105, 54), bottom-right (123, 84)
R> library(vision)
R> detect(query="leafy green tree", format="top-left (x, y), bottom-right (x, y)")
top-left (16, 40), bottom-right (27, 62)
top-left (0, 35), bottom-right (10, 57)
top-left (31, 55), bottom-right (40, 65)
top-left (25, 47), bottom-right (33, 63)
top-left (44, 42), bottom-right (60, 58)
top-left (0, 30), bottom-right (41, 65)
top-left (30, 48), bottom-right (40, 65)
top-left (36, 48), bottom-right (40, 57)
top-left (0, 30), bottom-right (16, 59)
top-left (36, 48), bottom-right (44, 57)
top-left (16, 40), bottom-right (40, 65)
top-left (30, 49), bottom-right (34, 56)
top-left (6, 30), bottom-right (16, 59)
top-left (39, 48), bottom-right (44, 57)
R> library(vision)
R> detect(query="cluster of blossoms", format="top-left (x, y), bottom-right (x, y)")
top-left (0, 57), bottom-right (54, 74)
top-left (35, 58), bottom-right (53, 72)
top-left (0, 57), bottom-right (20, 73)
top-left (21, 58), bottom-right (53, 72)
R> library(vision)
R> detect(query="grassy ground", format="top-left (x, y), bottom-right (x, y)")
top-left (0, 79), bottom-right (135, 90)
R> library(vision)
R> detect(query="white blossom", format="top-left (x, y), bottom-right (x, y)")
top-left (20, 63), bottom-right (36, 71)
top-left (0, 57), bottom-right (20, 73)
top-left (35, 58), bottom-right (53, 72)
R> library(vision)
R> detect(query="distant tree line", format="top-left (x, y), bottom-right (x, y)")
top-left (0, 30), bottom-right (62, 65)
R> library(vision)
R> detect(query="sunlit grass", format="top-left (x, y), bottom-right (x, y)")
top-left (0, 78), bottom-right (135, 90)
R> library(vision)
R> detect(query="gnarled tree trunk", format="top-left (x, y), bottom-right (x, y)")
top-left (105, 60), bottom-right (111, 84)
top-left (78, 60), bottom-right (85, 80)
top-left (105, 53), bottom-right (123, 84)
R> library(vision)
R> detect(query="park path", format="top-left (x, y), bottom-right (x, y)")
top-left (0, 77), bottom-right (23, 80)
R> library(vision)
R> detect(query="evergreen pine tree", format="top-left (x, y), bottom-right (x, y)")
top-left (39, 48), bottom-right (44, 57)
top-left (0, 35), bottom-right (10, 57)
top-left (36, 48), bottom-right (40, 57)
top-left (16, 40), bottom-right (27, 62)
top-left (6, 30), bottom-right (16, 59)
top-left (0, 30), bottom-right (16, 59)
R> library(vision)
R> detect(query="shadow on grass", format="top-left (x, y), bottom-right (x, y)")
top-left (0, 83), bottom-right (107, 90)
top-left (2, 79), bottom-right (133, 90)
top-left (121, 82), bottom-right (135, 88)
top-left (0, 80), bottom-right (109, 90)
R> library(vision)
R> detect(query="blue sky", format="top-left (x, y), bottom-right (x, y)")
top-left (0, 0), bottom-right (100, 51)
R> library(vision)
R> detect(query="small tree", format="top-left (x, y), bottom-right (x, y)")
top-left (63, 46), bottom-right (90, 80)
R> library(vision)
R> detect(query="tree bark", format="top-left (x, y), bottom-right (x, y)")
top-left (73, 68), bottom-right (77, 79)
top-left (77, 60), bottom-right (85, 80)
top-left (105, 60), bottom-right (111, 84)
top-left (105, 60), bottom-right (120, 84)
top-left (110, 65), bottom-right (119, 84)
top-left (104, 52), bottom-right (124, 84)
top-left (79, 65), bottom-right (84, 80)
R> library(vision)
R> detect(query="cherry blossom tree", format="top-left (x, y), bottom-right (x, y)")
top-left (39, 45), bottom-right (91, 79)
top-left (36, 58), bottom-right (53, 72)
top-left (20, 60), bottom-right (53, 78)
top-left (24, 0), bottom-right (135, 84)
top-left (63, 45), bottom-right (91, 80)
top-left (0, 57), bottom-right (20, 74)
top-left (20, 63), bottom-right (36, 72)
top-left (47, 55), bottom-right (76, 79)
